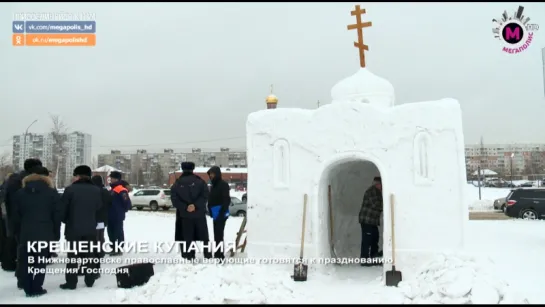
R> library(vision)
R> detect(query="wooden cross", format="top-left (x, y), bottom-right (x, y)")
top-left (347, 5), bottom-right (372, 68)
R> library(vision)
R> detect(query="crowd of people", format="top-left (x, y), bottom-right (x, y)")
top-left (0, 158), bottom-right (131, 297)
top-left (0, 159), bottom-right (232, 298)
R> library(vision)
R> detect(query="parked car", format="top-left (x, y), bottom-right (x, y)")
top-left (504, 188), bottom-right (545, 220)
top-left (493, 197), bottom-right (507, 212)
top-left (205, 196), bottom-right (247, 217)
top-left (229, 196), bottom-right (247, 217)
top-left (129, 189), bottom-right (172, 211)
top-left (242, 193), bottom-right (247, 203)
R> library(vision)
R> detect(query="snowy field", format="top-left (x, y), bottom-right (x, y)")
top-left (0, 210), bottom-right (541, 304)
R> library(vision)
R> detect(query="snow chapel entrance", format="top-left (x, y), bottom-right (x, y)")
top-left (320, 156), bottom-right (384, 267)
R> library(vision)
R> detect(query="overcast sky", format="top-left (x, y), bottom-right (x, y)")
top-left (1, 2), bottom-right (544, 157)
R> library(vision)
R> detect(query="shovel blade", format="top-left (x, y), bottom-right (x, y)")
top-left (292, 263), bottom-right (308, 282)
top-left (385, 267), bottom-right (402, 287)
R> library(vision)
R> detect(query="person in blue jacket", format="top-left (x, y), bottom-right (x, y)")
top-left (206, 166), bottom-right (231, 259)
top-left (107, 171), bottom-right (131, 256)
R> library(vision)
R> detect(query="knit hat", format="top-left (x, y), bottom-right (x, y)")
top-left (109, 171), bottom-right (122, 180)
top-left (73, 165), bottom-right (92, 177)
top-left (181, 162), bottom-right (195, 172)
top-left (24, 158), bottom-right (42, 172)
top-left (373, 176), bottom-right (382, 183)
top-left (29, 166), bottom-right (49, 176)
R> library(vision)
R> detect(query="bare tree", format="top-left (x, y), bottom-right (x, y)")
top-left (0, 151), bottom-right (15, 181)
top-left (91, 156), bottom-right (98, 170)
top-left (50, 115), bottom-right (68, 188)
top-left (151, 164), bottom-right (165, 186)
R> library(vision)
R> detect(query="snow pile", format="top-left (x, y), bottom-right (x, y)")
top-left (399, 254), bottom-right (529, 304)
top-left (469, 199), bottom-right (496, 211)
top-left (466, 184), bottom-right (510, 211)
top-left (113, 263), bottom-right (309, 304)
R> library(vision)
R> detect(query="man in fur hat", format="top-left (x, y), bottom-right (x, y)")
top-left (107, 171), bottom-right (131, 256)
top-left (11, 166), bottom-right (61, 297)
top-left (171, 162), bottom-right (211, 260)
top-left (2, 158), bottom-right (41, 288)
top-left (59, 165), bottom-right (102, 290)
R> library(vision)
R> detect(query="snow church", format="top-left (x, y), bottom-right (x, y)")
top-left (245, 5), bottom-right (468, 278)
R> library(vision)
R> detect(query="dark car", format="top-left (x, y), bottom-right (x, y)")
top-left (504, 188), bottom-right (545, 220)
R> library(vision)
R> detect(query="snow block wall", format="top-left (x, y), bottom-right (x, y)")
top-left (246, 68), bottom-right (468, 278)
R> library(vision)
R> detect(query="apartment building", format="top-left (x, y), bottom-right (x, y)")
top-left (12, 131), bottom-right (92, 183)
top-left (97, 148), bottom-right (247, 184)
top-left (465, 143), bottom-right (545, 175)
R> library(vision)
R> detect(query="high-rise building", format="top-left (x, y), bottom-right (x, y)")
top-left (12, 131), bottom-right (92, 184)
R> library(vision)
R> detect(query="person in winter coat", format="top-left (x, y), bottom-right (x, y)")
top-left (91, 175), bottom-right (111, 277)
top-left (2, 158), bottom-right (41, 278)
top-left (59, 165), bottom-right (102, 290)
top-left (206, 166), bottom-right (231, 259)
top-left (171, 162), bottom-right (211, 260)
top-left (107, 171), bottom-right (131, 256)
top-left (0, 175), bottom-right (9, 263)
top-left (11, 166), bottom-right (62, 297)
top-left (358, 176), bottom-right (383, 266)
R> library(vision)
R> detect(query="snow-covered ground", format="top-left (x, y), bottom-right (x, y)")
top-left (0, 210), bottom-right (541, 304)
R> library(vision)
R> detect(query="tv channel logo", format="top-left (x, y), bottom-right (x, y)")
top-left (492, 6), bottom-right (539, 54)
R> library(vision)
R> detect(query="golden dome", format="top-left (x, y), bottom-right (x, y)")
top-left (266, 94), bottom-right (278, 104)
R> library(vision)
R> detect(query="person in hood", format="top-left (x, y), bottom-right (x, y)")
top-left (59, 165), bottom-right (102, 290)
top-left (107, 171), bottom-right (131, 256)
top-left (91, 175), bottom-right (111, 277)
top-left (2, 158), bottom-right (41, 281)
top-left (11, 166), bottom-right (61, 297)
top-left (171, 162), bottom-right (211, 260)
top-left (206, 166), bottom-right (231, 259)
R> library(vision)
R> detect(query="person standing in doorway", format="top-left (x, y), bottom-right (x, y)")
top-left (107, 171), bottom-right (131, 256)
top-left (206, 166), bottom-right (231, 260)
top-left (171, 162), bottom-right (211, 260)
top-left (358, 176), bottom-right (383, 266)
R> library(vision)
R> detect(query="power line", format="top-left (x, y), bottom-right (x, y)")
top-left (0, 136), bottom-right (247, 149)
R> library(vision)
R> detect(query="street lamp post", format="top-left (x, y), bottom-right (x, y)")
top-left (510, 152), bottom-right (515, 185)
top-left (22, 119), bottom-right (38, 165)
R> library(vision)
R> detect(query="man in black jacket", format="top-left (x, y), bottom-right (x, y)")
top-left (59, 165), bottom-right (102, 290)
top-left (11, 166), bottom-right (62, 297)
top-left (206, 166), bottom-right (231, 259)
top-left (171, 162), bottom-right (211, 260)
top-left (91, 175), bottom-right (111, 277)
top-left (1, 158), bottom-right (41, 278)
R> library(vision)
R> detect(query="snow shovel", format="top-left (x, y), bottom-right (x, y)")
top-left (292, 193), bottom-right (308, 282)
top-left (385, 193), bottom-right (402, 287)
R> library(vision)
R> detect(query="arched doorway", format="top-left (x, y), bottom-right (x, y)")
top-left (316, 152), bottom-right (386, 278)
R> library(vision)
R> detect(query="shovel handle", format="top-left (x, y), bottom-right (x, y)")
top-left (390, 193), bottom-right (396, 266)
top-left (300, 194), bottom-right (308, 259)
